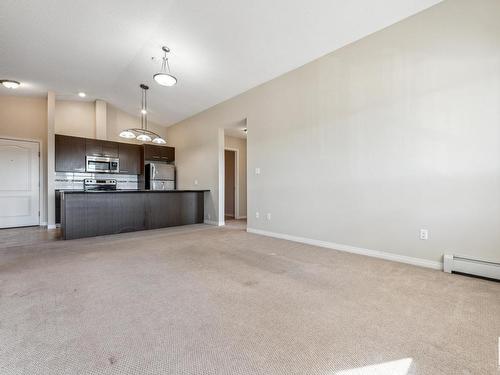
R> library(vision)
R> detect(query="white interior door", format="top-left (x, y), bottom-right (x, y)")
top-left (0, 139), bottom-right (40, 228)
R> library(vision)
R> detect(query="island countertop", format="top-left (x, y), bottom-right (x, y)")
top-left (60, 189), bottom-right (209, 194)
top-left (60, 189), bottom-right (208, 240)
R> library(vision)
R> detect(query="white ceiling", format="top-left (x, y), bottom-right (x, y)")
top-left (0, 0), bottom-right (441, 126)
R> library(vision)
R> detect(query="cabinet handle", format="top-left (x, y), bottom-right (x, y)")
top-left (152, 156), bottom-right (160, 159)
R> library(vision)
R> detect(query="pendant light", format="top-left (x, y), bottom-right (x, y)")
top-left (153, 46), bottom-right (177, 87)
top-left (119, 84), bottom-right (167, 144)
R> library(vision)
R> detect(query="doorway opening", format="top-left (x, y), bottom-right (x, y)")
top-left (222, 121), bottom-right (247, 228)
top-left (224, 149), bottom-right (236, 220)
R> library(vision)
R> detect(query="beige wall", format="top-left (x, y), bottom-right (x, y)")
top-left (0, 96), bottom-right (48, 223)
top-left (166, 119), bottom-right (221, 223)
top-left (55, 101), bottom-right (96, 138)
top-left (54, 101), bottom-right (167, 143)
top-left (225, 135), bottom-right (247, 218)
top-left (167, 0), bottom-right (500, 264)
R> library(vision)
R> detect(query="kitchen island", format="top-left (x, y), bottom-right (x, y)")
top-left (60, 190), bottom-right (208, 240)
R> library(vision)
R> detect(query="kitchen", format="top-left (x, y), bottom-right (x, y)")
top-left (55, 133), bottom-right (207, 240)
top-left (46, 83), bottom-right (208, 240)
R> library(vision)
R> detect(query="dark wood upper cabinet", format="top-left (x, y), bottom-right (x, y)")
top-left (101, 141), bottom-right (119, 157)
top-left (85, 139), bottom-right (101, 157)
top-left (85, 139), bottom-right (118, 157)
top-left (55, 135), bottom-right (174, 176)
top-left (118, 143), bottom-right (142, 174)
top-left (55, 135), bottom-right (86, 172)
top-left (144, 144), bottom-right (175, 162)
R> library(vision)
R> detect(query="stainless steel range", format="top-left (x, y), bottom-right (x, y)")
top-left (83, 179), bottom-right (117, 191)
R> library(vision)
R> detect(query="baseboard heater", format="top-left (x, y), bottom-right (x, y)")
top-left (443, 254), bottom-right (500, 280)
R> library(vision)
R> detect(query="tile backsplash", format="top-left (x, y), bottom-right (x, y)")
top-left (55, 172), bottom-right (138, 190)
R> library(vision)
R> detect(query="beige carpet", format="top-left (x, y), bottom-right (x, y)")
top-left (0, 223), bottom-right (499, 374)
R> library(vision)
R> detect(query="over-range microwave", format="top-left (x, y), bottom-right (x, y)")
top-left (86, 156), bottom-right (119, 173)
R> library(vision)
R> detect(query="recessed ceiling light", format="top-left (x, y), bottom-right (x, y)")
top-left (141, 109), bottom-right (147, 115)
top-left (78, 92), bottom-right (86, 98)
top-left (1, 80), bottom-right (21, 89)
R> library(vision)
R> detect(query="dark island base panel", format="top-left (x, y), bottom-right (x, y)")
top-left (61, 191), bottom-right (206, 240)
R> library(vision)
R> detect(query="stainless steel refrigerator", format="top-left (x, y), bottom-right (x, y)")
top-left (145, 163), bottom-right (175, 190)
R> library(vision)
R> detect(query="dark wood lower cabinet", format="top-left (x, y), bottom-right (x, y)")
top-left (60, 191), bottom-right (206, 240)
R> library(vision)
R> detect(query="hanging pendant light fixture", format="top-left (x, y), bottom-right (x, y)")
top-left (153, 46), bottom-right (177, 87)
top-left (119, 84), bottom-right (167, 144)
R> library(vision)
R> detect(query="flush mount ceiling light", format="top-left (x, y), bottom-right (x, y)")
top-left (153, 46), bottom-right (177, 87)
top-left (1, 79), bottom-right (21, 89)
top-left (119, 84), bottom-right (167, 144)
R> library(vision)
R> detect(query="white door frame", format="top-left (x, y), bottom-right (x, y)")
top-left (0, 136), bottom-right (42, 227)
top-left (224, 147), bottom-right (239, 221)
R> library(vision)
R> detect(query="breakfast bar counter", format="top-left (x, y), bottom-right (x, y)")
top-left (60, 190), bottom-right (208, 240)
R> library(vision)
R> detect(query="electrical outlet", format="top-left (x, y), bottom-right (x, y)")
top-left (255, 167), bottom-right (261, 175)
top-left (194, 179), bottom-right (198, 185)
top-left (266, 213), bottom-right (271, 221)
top-left (255, 212), bottom-right (260, 219)
top-left (420, 229), bottom-right (429, 240)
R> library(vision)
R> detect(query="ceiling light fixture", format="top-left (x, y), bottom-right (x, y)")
top-left (153, 46), bottom-right (177, 87)
top-left (119, 84), bottom-right (167, 144)
top-left (78, 92), bottom-right (86, 98)
top-left (1, 79), bottom-right (21, 89)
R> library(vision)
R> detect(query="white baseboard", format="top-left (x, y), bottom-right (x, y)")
top-left (47, 224), bottom-right (57, 230)
top-left (236, 216), bottom-right (247, 220)
top-left (204, 220), bottom-right (225, 226)
top-left (246, 227), bottom-right (442, 270)
top-left (40, 222), bottom-right (48, 227)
